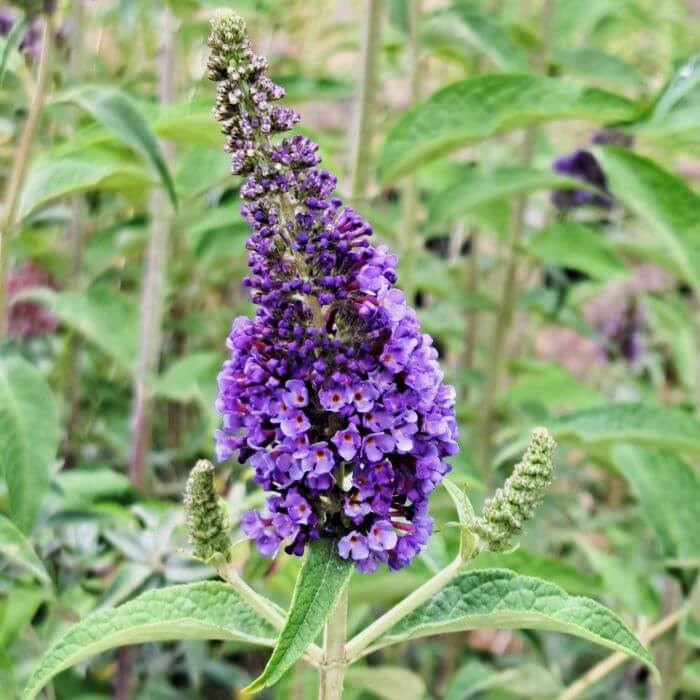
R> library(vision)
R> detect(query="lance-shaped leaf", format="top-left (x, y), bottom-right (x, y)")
top-left (378, 75), bottom-right (640, 181)
top-left (246, 538), bottom-right (353, 692)
top-left (612, 445), bottom-right (700, 567)
top-left (0, 356), bottom-right (58, 533)
top-left (595, 147), bottom-right (700, 291)
top-left (22, 582), bottom-right (276, 700)
top-left (421, 4), bottom-right (527, 69)
top-left (59, 86), bottom-right (177, 207)
top-left (428, 165), bottom-right (601, 225)
top-left (372, 569), bottom-right (657, 678)
top-left (551, 403), bottom-right (700, 456)
top-left (18, 151), bottom-right (153, 220)
top-left (0, 514), bottom-right (51, 585)
top-left (648, 54), bottom-right (700, 121)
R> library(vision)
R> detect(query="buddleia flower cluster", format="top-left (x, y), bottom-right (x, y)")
top-left (208, 11), bottom-right (458, 573)
top-left (473, 428), bottom-right (555, 552)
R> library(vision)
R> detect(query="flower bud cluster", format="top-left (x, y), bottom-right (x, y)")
top-left (473, 428), bottom-right (555, 552)
top-left (208, 12), bottom-right (458, 573)
top-left (184, 460), bottom-right (231, 562)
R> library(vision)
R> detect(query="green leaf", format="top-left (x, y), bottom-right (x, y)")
top-left (246, 538), bottom-right (353, 692)
top-left (18, 152), bottom-right (152, 220)
top-left (54, 468), bottom-right (134, 507)
top-left (0, 16), bottom-right (27, 86)
top-left (650, 54), bottom-right (700, 120)
top-left (154, 353), bottom-right (220, 403)
top-left (0, 514), bottom-right (51, 584)
top-left (466, 548), bottom-right (604, 597)
top-left (0, 356), bottom-right (58, 533)
top-left (503, 360), bottom-right (604, 410)
top-left (645, 295), bottom-right (696, 396)
top-left (612, 446), bottom-right (700, 566)
top-left (445, 660), bottom-right (562, 700)
top-left (35, 288), bottom-right (138, 371)
top-left (442, 478), bottom-right (478, 557)
top-left (22, 582), bottom-right (276, 700)
top-left (595, 147), bottom-right (700, 290)
top-left (529, 221), bottom-right (626, 281)
top-left (345, 666), bottom-right (426, 700)
top-left (428, 165), bottom-right (598, 225)
top-left (421, 4), bottom-right (527, 69)
top-left (61, 86), bottom-right (177, 207)
top-left (374, 569), bottom-right (657, 677)
top-left (378, 75), bottom-right (640, 181)
top-left (551, 403), bottom-right (700, 456)
top-left (554, 48), bottom-right (642, 88)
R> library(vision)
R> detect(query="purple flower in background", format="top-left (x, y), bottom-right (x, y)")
top-left (208, 12), bottom-right (458, 572)
top-left (6, 261), bottom-right (57, 339)
top-left (551, 149), bottom-right (613, 210)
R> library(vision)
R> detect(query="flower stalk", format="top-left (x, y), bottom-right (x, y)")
top-left (0, 13), bottom-right (53, 339)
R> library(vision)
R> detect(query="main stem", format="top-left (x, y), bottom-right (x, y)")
top-left (473, 0), bottom-right (553, 476)
top-left (127, 6), bottom-right (176, 489)
top-left (348, 0), bottom-right (382, 206)
top-left (0, 15), bottom-right (53, 339)
top-left (318, 586), bottom-right (349, 700)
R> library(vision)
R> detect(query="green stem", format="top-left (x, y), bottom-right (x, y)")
top-left (345, 551), bottom-right (470, 662)
top-left (473, 0), bottom-right (553, 477)
top-left (218, 561), bottom-right (324, 666)
top-left (318, 586), bottom-right (349, 700)
top-left (0, 15), bottom-right (53, 339)
top-left (399, 0), bottom-right (421, 302)
top-left (348, 0), bottom-right (382, 206)
top-left (127, 6), bottom-right (176, 489)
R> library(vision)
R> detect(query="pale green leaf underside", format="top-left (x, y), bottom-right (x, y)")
top-left (0, 514), bottom-right (51, 584)
top-left (428, 165), bottom-right (599, 225)
top-left (378, 74), bottom-right (640, 181)
top-left (374, 570), bottom-right (657, 678)
top-left (595, 147), bottom-right (700, 291)
top-left (551, 402), bottom-right (700, 456)
top-left (613, 445), bottom-right (700, 566)
top-left (247, 538), bottom-right (353, 691)
top-left (345, 665), bottom-right (426, 700)
top-left (0, 356), bottom-right (58, 533)
top-left (23, 582), bottom-right (276, 700)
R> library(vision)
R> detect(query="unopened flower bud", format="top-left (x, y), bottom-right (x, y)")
top-left (184, 460), bottom-right (230, 562)
top-left (474, 428), bottom-right (555, 552)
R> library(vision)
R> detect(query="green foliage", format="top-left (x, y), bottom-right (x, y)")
top-left (22, 582), bottom-right (277, 700)
top-left (247, 538), bottom-right (353, 691)
top-left (374, 569), bottom-right (657, 677)
top-left (0, 356), bottom-right (58, 532)
top-left (378, 75), bottom-right (640, 181)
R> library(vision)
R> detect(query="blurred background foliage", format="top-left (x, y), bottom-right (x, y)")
top-left (1, 0), bottom-right (700, 698)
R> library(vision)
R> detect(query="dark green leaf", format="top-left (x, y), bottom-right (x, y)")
top-left (247, 538), bottom-right (353, 692)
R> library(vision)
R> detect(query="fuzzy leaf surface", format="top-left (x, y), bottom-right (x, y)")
top-left (23, 582), bottom-right (276, 700)
top-left (373, 569), bottom-right (657, 677)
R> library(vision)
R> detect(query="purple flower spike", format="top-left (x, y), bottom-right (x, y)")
top-left (209, 11), bottom-right (458, 572)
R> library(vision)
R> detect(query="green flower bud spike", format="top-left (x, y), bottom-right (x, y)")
top-left (184, 460), bottom-right (231, 562)
top-left (473, 427), bottom-right (555, 552)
